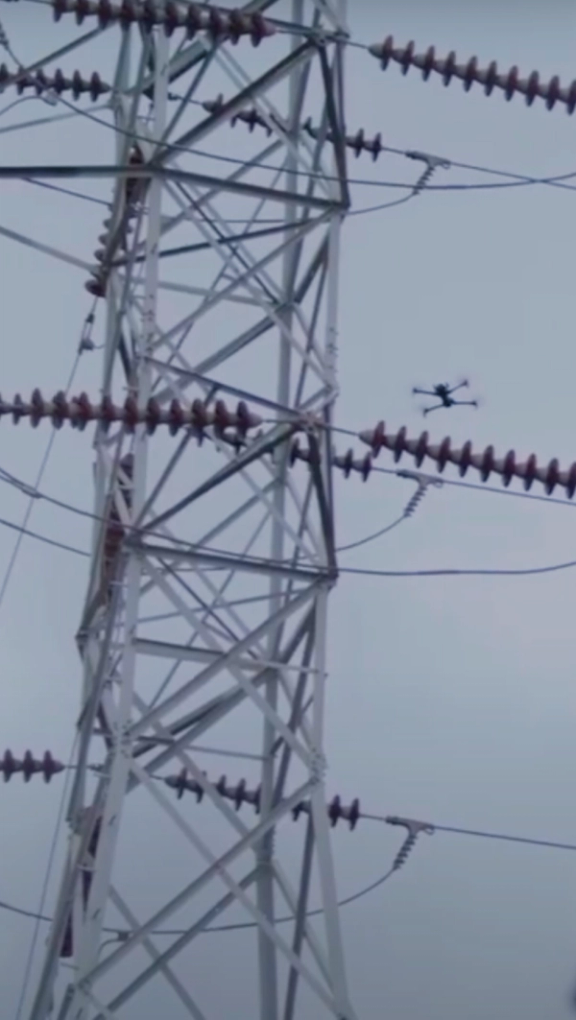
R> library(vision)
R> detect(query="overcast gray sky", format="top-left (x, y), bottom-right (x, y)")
top-left (2, 2), bottom-right (576, 1019)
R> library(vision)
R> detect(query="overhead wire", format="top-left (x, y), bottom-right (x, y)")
top-left (3, 805), bottom-right (576, 940)
top-left (3, 13), bottom-right (576, 1005)
top-left (3, 499), bottom-right (576, 581)
top-left (336, 513), bottom-right (407, 553)
top-left (0, 867), bottom-right (397, 938)
top-left (2, 389), bottom-right (576, 572)
top-left (13, 734), bottom-right (79, 1020)
top-left (337, 558), bottom-right (576, 579)
top-left (336, 480), bottom-right (432, 553)
top-left (0, 348), bottom-right (85, 614)
top-left (2, 85), bottom-right (575, 234)
top-left (38, 90), bottom-right (576, 208)
top-left (0, 514), bottom-right (89, 558)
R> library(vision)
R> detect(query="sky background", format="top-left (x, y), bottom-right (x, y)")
top-left (2, 1), bottom-right (576, 1018)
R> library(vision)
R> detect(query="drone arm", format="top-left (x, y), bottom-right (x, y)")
top-left (413, 388), bottom-right (436, 397)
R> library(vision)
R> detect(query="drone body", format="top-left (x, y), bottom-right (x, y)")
top-left (412, 379), bottom-right (478, 416)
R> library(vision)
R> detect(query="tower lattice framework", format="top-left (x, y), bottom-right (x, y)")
top-left (26, 3), bottom-right (356, 1019)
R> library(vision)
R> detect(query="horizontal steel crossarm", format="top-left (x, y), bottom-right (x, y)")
top-left (130, 637), bottom-right (311, 673)
top-left (132, 541), bottom-right (331, 583)
top-left (0, 163), bottom-right (343, 210)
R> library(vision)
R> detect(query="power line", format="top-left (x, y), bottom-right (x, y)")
top-left (0, 515), bottom-right (88, 558)
top-left (13, 735), bottom-right (78, 1020)
top-left (42, 90), bottom-right (576, 205)
top-left (0, 350), bottom-right (83, 614)
top-left (4, 497), bottom-right (576, 583)
top-left (338, 558), bottom-right (576, 579)
top-left (3, 806), bottom-right (576, 941)
top-left (336, 513), bottom-right (407, 553)
top-left (0, 867), bottom-right (398, 937)
top-left (336, 479), bottom-right (432, 553)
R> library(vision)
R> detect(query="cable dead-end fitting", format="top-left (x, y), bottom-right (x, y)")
top-left (405, 150), bottom-right (451, 171)
top-left (386, 814), bottom-right (434, 870)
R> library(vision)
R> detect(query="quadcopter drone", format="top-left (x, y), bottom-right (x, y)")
top-left (412, 380), bottom-right (478, 417)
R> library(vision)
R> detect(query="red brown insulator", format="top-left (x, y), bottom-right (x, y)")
top-left (86, 144), bottom-right (144, 297)
top-left (303, 118), bottom-right (385, 161)
top-left (202, 99), bottom-right (388, 161)
top-left (291, 796), bottom-right (361, 829)
top-left (85, 272), bottom-right (106, 298)
top-left (232, 778), bottom-right (247, 810)
top-left (0, 64), bottom-right (109, 101)
top-left (202, 96), bottom-right (277, 134)
top-left (0, 392), bottom-right (262, 437)
top-left (369, 35), bottom-right (576, 114)
top-left (290, 439), bottom-right (373, 481)
top-left (164, 769), bottom-right (359, 827)
top-left (52, 0), bottom-right (275, 43)
top-left (165, 769), bottom-right (205, 802)
top-left (0, 749), bottom-right (17, 781)
top-left (332, 448), bottom-right (373, 481)
top-left (0, 750), bottom-right (65, 782)
top-left (359, 421), bottom-right (576, 498)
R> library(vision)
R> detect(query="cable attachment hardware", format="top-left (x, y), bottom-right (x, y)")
top-left (403, 481), bottom-right (427, 518)
top-left (359, 421), bottom-right (576, 498)
top-left (396, 468), bottom-right (443, 488)
top-left (52, 0), bottom-right (275, 44)
top-left (406, 150), bottom-right (451, 194)
top-left (403, 472), bottom-right (444, 518)
top-left (369, 35), bottom-right (576, 114)
top-left (386, 815), bottom-right (434, 870)
top-left (0, 750), bottom-right (65, 782)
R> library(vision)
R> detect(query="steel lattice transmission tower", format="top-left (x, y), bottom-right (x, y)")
top-left (26, 2), bottom-right (355, 1018)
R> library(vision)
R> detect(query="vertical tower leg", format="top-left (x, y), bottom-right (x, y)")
top-left (26, 5), bottom-right (355, 1018)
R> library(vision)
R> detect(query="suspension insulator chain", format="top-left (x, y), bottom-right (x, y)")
top-left (165, 769), bottom-right (362, 830)
top-left (369, 35), bottom-right (576, 114)
top-left (359, 421), bottom-right (576, 498)
top-left (0, 64), bottom-right (109, 100)
top-left (290, 438), bottom-right (374, 481)
top-left (0, 750), bottom-right (65, 782)
top-left (202, 96), bottom-right (388, 161)
top-left (0, 390), bottom-right (262, 439)
top-left (52, 0), bottom-right (275, 44)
